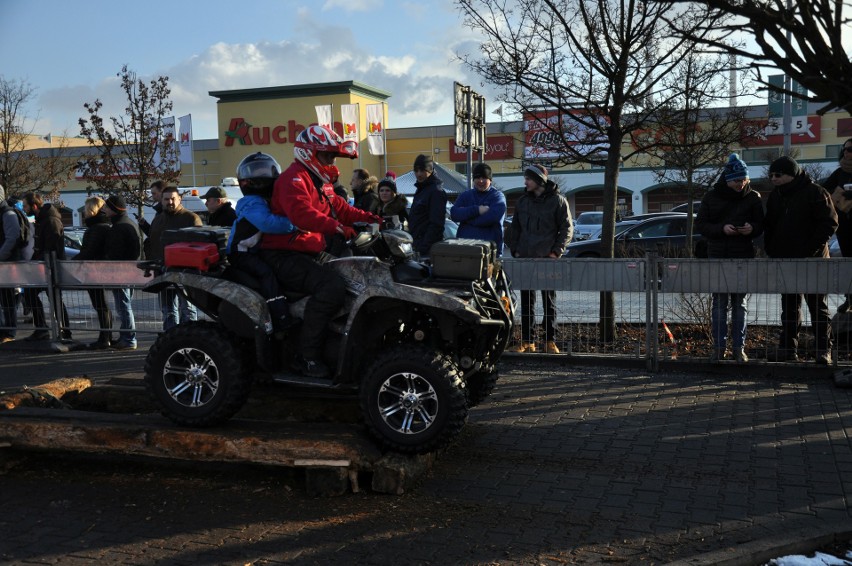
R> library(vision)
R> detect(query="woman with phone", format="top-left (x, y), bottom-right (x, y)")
top-left (696, 153), bottom-right (765, 362)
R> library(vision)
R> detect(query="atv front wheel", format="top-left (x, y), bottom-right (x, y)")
top-left (144, 321), bottom-right (252, 427)
top-left (465, 364), bottom-right (499, 408)
top-left (360, 345), bottom-right (467, 454)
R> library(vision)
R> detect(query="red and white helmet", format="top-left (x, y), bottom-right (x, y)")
top-left (293, 125), bottom-right (359, 184)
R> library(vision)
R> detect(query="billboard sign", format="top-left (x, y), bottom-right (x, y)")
top-left (523, 110), bottom-right (609, 160)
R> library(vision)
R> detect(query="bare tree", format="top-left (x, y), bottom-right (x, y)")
top-left (456, 0), bottom-right (725, 341)
top-left (78, 65), bottom-right (179, 216)
top-left (643, 51), bottom-right (758, 254)
top-left (0, 76), bottom-right (73, 200)
top-left (658, 0), bottom-right (852, 115)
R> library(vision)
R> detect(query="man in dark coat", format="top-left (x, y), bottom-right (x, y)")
top-left (822, 138), bottom-right (852, 312)
top-left (764, 156), bottom-right (838, 364)
top-left (150, 186), bottom-right (202, 330)
top-left (408, 154), bottom-right (447, 257)
top-left (103, 195), bottom-right (144, 350)
top-left (0, 184), bottom-right (25, 343)
top-left (696, 153), bottom-right (765, 362)
top-left (507, 164), bottom-right (573, 354)
top-left (202, 186), bottom-right (237, 227)
top-left (22, 191), bottom-right (71, 341)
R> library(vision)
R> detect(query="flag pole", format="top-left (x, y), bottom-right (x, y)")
top-left (358, 103), bottom-right (362, 169)
top-left (382, 102), bottom-right (387, 174)
top-left (189, 114), bottom-right (197, 187)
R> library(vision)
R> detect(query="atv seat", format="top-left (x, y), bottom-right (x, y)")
top-left (222, 265), bottom-right (308, 302)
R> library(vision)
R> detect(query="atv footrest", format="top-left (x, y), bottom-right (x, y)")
top-left (271, 372), bottom-right (339, 389)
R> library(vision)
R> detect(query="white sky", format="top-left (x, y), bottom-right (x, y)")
top-left (0, 0), bottom-right (496, 140)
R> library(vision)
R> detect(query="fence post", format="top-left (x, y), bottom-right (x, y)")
top-left (45, 252), bottom-right (62, 341)
top-left (645, 252), bottom-right (659, 371)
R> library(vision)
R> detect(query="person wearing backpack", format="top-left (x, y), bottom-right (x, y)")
top-left (0, 184), bottom-right (28, 343)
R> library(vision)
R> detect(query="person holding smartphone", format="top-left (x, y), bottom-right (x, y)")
top-left (696, 153), bottom-right (765, 362)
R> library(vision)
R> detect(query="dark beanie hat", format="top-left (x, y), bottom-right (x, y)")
top-left (723, 153), bottom-right (749, 182)
top-left (413, 154), bottom-right (434, 172)
top-left (378, 178), bottom-right (397, 194)
top-left (524, 163), bottom-right (548, 186)
top-left (105, 195), bottom-right (127, 214)
top-left (472, 162), bottom-right (493, 180)
top-left (769, 156), bottom-right (801, 177)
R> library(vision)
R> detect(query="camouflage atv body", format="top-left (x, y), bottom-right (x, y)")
top-left (141, 226), bottom-right (515, 454)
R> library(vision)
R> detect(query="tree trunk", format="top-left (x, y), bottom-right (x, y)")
top-left (598, 131), bottom-right (624, 343)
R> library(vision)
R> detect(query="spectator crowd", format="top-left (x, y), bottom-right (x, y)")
top-left (2, 136), bottom-right (852, 369)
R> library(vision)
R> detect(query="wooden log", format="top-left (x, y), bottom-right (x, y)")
top-left (0, 377), bottom-right (92, 411)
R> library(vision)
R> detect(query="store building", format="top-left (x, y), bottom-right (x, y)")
top-left (15, 80), bottom-right (852, 225)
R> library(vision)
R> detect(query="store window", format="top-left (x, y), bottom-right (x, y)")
top-left (826, 144), bottom-right (844, 159)
top-left (741, 148), bottom-right (780, 163)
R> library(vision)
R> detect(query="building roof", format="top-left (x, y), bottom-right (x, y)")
top-left (209, 81), bottom-right (391, 103)
top-left (394, 162), bottom-right (471, 196)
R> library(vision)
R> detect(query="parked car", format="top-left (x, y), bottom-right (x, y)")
top-left (669, 201), bottom-right (702, 214)
top-left (623, 211), bottom-right (689, 222)
top-left (63, 227), bottom-right (86, 259)
top-left (563, 214), bottom-right (704, 258)
top-left (583, 219), bottom-right (642, 241)
top-left (573, 211), bottom-right (605, 241)
top-left (830, 234), bottom-right (842, 258)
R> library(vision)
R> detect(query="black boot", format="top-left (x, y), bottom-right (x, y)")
top-left (90, 332), bottom-right (112, 350)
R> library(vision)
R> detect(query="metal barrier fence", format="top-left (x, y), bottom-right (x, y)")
top-left (2, 256), bottom-right (852, 368)
top-left (502, 256), bottom-right (852, 367)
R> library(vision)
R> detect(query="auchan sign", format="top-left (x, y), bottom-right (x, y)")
top-left (223, 117), bottom-right (344, 147)
top-left (448, 135), bottom-right (514, 162)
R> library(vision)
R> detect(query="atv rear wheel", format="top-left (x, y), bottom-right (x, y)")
top-left (360, 345), bottom-right (467, 454)
top-left (144, 321), bottom-right (252, 427)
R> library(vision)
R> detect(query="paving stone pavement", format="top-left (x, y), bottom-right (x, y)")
top-left (1, 353), bottom-right (851, 565)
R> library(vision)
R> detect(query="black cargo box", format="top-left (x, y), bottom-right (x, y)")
top-left (430, 238), bottom-right (496, 280)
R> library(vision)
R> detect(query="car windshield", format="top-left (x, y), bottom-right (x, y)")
top-left (576, 212), bottom-right (604, 225)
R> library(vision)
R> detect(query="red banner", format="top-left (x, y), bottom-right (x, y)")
top-left (838, 117), bottom-right (852, 138)
top-left (742, 115), bottom-right (821, 146)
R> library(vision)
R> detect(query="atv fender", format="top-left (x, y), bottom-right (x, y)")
top-left (142, 272), bottom-right (272, 337)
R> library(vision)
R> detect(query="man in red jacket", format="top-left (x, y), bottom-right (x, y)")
top-left (261, 125), bottom-right (379, 378)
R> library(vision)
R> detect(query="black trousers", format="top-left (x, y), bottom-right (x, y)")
top-left (228, 252), bottom-right (290, 324)
top-left (87, 288), bottom-right (113, 342)
top-left (779, 293), bottom-right (832, 354)
top-left (0, 287), bottom-right (16, 338)
top-left (260, 250), bottom-right (345, 360)
top-left (26, 288), bottom-right (70, 335)
top-left (520, 289), bottom-right (557, 343)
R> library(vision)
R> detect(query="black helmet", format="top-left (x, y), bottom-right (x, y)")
top-left (237, 152), bottom-right (281, 196)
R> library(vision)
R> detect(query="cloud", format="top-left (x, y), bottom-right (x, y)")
top-left (321, 0), bottom-right (382, 11)
top-left (32, 5), bottom-right (506, 140)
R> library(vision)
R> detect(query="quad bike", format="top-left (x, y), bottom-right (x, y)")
top-left (138, 222), bottom-right (515, 454)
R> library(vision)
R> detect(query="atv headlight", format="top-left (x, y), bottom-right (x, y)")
top-left (382, 230), bottom-right (415, 260)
